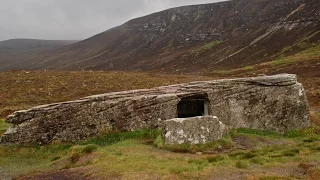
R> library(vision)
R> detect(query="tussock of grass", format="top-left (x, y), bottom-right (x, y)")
top-left (303, 137), bottom-right (319, 143)
top-left (235, 160), bottom-right (249, 169)
top-left (153, 135), bottom-right (165, 148)
top-left (250, 157), bottom-right (266, 165)
top-left (82, 144), bottom-right (98, 154)
top-left (70, 152), bottom-right (82, 163)
top-left (207, 155), bottom-right (225, 163)
top-left (50, 156), bottom-right (61, 161)
top-left (241, 152), bottom-right (257, 159)
top-left (228, 150), bottom-right (247, 158)
top-left (281, 149), bottom-right (300, 157)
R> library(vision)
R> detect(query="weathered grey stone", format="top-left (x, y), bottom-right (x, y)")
top-left (0, 74), bottom-right (310, 144)
top-left (163, 116), bottom-right (229, 144)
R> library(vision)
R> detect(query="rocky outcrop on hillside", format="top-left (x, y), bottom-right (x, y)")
top-left (0, 0), bottom-right (319, 72)
top-left (1, 74), bottom-right (310, 144)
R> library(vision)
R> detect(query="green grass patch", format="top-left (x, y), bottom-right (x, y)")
top-left (207, 155), bottom-right (225, 163)
top-left (81, 144), bottom-right (98, 154)
top-left (235, 160), bottom-right (249, 169)
top-left (0, 130), bottom-right (160, 177)
top-left (228, 150), bottom-right (257, 160)
top-left (191, 40), bottom-right (221, 56)
top-left (169, 167), bottom-right (188, 175)
top-left (0, 119), bottom-right (11, 136)
top-left (284, 126), bottom-right (320, 138)
top-left (242, 66), bottom-right (254, 71)
top-left (228, 150), bottom-right (247, 158)
top-left (284, 129), bottom-right (307, 138)
top-left (202, 40), bottom-right (221, 50)
top-left (271, 44), bottom-right (320, 67)
top-left (281, 149), bottom-right (300, 157)
top-left (303, 137), bottom-right (319, 143)
top-left (234, 128), bottom-right (281, 137)
top-left (250, 157), bottom-right (266, 165)
top-left (160, 137), bottom-right (234, 153)
top-left (187, 159), bottom-right (207, 165)
top-left (241, 152), bottom-right (258, 159)
top-left (50, 156), bottom-right (61, 161)
top-left (84, 129), bottom-right (161, 146)
top-left (208, 43), bottom-right (320, 76)
top-left (0, 143), bottom-right (72, 176)
top-left (154, 135), bottom-right (165, 148)
top-left (162, 143), bottom-right (191, 153)
top-left (3, 127), bottom-right (320, 178)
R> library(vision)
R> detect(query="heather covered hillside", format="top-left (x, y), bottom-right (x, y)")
top-left (0, 0), bottom-right (319, 74)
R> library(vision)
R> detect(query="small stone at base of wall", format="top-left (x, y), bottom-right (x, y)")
top-left (163, 116), bottom-right (229, 145)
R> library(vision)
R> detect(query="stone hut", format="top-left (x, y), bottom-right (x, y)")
top-left (1, 74), bottom-right (310, 144)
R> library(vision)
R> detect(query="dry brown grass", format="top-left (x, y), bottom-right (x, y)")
top-left (308, 168), bottom-right (320, 180)
top-left (1, 70), bottom-right (319, 119)
top-left (0, 71), bottom-right (212, 118)
top-left (299, 77), bottom-right (320, 109)
top-left (310, 111), bottom-right (320, 126)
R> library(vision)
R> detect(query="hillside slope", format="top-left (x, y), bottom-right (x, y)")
top-left (0, 39), bottom-right (78, 53)
top-left (0, 0), bottom-right (319, 73)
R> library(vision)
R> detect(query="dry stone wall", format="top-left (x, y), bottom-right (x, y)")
top-left (1, 74), bottom-right (310, 144)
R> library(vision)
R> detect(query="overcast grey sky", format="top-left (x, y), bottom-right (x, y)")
top-left (0, 0), bottom-right (225, 41)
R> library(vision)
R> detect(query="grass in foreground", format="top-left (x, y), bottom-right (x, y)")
top-left (0, 129), bottom-right (160, 177)
top-left (1, 126), bottom-right (320, 179)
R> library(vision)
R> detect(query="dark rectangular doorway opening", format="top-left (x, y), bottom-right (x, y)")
top-left (177, 96), bottom-right (209, 118)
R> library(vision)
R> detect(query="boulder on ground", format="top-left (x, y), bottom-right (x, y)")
top-left (163, 116), bottom-right (229, 144)
top-left (1, 74), bottom-right (310, 144)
